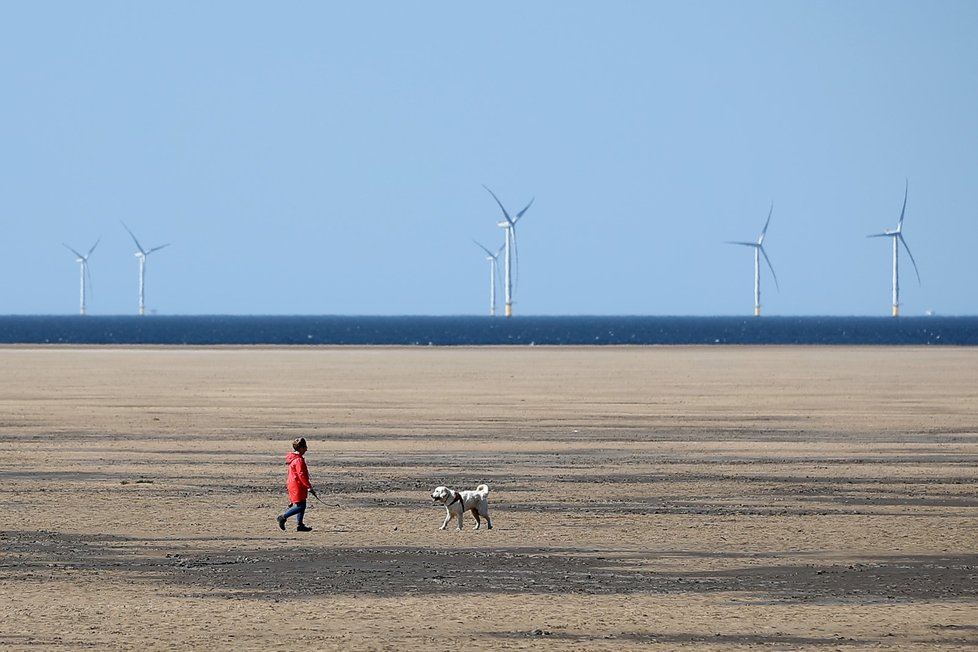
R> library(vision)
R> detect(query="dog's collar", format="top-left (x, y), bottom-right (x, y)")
top-left (448, 491), bottom-right (463, 506)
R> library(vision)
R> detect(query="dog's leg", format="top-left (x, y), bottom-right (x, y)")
top-left (478, 503), bottom-right (493, 530)
top-left (440, 509), bottom-right (451, 530)
top-left (471, 508), bottom-right (481, 529)
top-left (456, 508), bottom-right (464, 531)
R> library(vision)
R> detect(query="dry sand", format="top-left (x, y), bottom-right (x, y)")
top-left (1, 345), bottom-right (976, 651)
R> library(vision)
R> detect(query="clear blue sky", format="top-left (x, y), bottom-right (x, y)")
top-left (2, 1), bottom-right (975, 316)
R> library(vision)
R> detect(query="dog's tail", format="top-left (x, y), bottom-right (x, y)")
top-left (477, 484), bottom-right (489, 494)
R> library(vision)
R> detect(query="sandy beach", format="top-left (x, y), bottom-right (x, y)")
top-left (1, 345), bottom-right (976, 650)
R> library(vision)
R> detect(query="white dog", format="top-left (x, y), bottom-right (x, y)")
top-left (431, 484), bottom-right (492, 530)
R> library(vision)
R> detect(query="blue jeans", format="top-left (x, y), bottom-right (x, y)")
top-left (282, 501), bottom-right (306, 525)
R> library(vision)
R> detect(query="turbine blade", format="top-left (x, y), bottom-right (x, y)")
top-left (473, 239), bottom-right (494, 258)
top-left (760, 246), bottom-right (780, 292)
top-left (147, 243), bottom-right (171, 255)
top-left (483, 185), bottom-right (513, 224)
top-left (759, 202), bottom-right (773, 243)
top-left (511, 227), bottom-right (520, 291)
top-left (899, 234), bottom-right (922, 285)
top-left (121, 222), bottom-right (147, 254)
top-left (725, 241), bottom-right (758, 247)
top-left (866, 232), bottom-right (891, 238)
top-left (85, 261), bottom-right (95, 301)
top-left (87, 238), bottom-right (101, 257)
top-left (515, 196), bottom-right (535, 220)
top-left (63, 243), bottom-right (85, 259)
top-left (898, 178), bottom-right (908, 228)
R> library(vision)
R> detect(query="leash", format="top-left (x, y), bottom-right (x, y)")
top-left (310, 488), bottom-right (339, 507)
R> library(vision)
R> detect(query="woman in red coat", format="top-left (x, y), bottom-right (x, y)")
top-left (276, 437), bottom-right (317, 532)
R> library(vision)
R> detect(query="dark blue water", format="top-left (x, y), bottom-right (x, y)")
top-left (0, 315), bottom-right (976, 345)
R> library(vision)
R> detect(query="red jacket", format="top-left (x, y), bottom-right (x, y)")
top-left (286, 451), bottom-right (312, 503)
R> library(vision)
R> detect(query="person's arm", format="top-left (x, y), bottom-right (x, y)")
top-left (298, 458), bottom-right (313, 490)
top-left (302, 459), bottom-right (320, 497)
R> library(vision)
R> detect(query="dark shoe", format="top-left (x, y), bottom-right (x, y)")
top-left (276, 515), bottom-right (286, 531)
top-left (296, 524), bottom-right (313, 532)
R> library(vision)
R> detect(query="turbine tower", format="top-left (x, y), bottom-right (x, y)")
top-left (473, 240), bottom-right (504, 316)
top-left (726, 203), bottom-right (779, 316)
top-left (122, 222), bottom-right (170, 316)
top-left (63, 238), bottom-right (100, 315)
top-left (868, 179), bottom-right (920, 317)
top-left (483, 185), bottom-right (534, 318)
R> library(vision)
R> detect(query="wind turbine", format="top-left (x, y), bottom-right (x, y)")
top-left (868, 179), bottom-right (920, 317)
top-left (483, 185), bottom-right (534, 318)
top-left (122, 222), bottom-right (170, 316)
top-left (726, 203), bottom-right (779, 316)
top-left (473, 240), bottom-right (504, 316)
top-left (63, 238), bottom-right (100, 315)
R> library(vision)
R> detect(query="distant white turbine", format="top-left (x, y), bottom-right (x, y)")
top-left (726, 203), bottom-right (779, 316)
top-left (122, 222), bottom-right (170, 316)
top-left (868, 179), bottom-right (921, 317)
top-left (483, 185), bottom-right (534, 318)
top-left (63, 238), bottom-right (100, 315)
top-left (473, 240), bottom-right (504, 316)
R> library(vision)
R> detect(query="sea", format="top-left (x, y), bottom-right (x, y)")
top-left (0, 315), bottom-right (976, 346)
